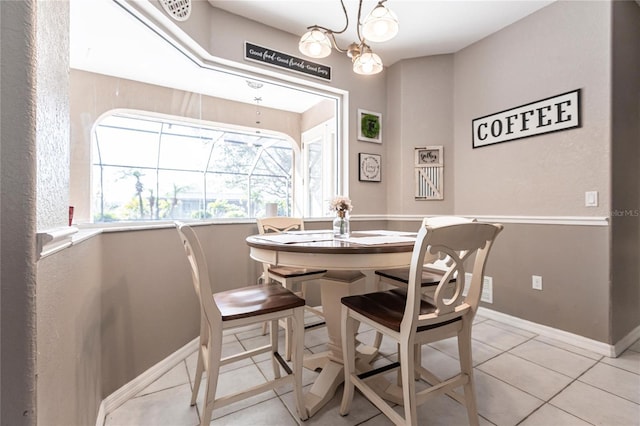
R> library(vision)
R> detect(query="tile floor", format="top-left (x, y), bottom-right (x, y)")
top-left (103, 314), bottom-right (640, 426)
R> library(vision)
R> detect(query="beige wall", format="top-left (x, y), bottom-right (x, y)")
top-left (387, 1), bottom-right (616, 342)
top-left (27, 1), bottom-right (640, 426)
top-left (610, 0), bottom-right (640, 342)
top-left (36, 237), bottom-right (102, 426)
top-left (386, 55), bottom-right (455, 216)
top-left (301, 99), bottom-right (335, 131)
top-left (453, 0), bottom-right (610, 217)
top-left (183, 3), bottom-right (389, 213)
top-left (70, 70), bottom-right (303, 223)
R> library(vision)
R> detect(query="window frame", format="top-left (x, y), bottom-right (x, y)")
top-left (89, 109), bottom-right (342, 223)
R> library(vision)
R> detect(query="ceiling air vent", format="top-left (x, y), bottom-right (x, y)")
top-left (159, 0), bottom-right (191, 22)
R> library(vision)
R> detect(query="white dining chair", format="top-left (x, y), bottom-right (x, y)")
top-left (256, 216), bottom-right (328, 360)
top-left (340, 221), bottom-right (503, 426)
top-left (175, 221), bottom-right (308, 425)
top-left (370, 216), bottom-right (476, 349)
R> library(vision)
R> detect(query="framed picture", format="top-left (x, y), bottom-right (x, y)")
top-left (359, 153), bottom-right (381, 182)
top-left (358, 109), bottom-right (382, 143)
top-left (414, 146), bottom-right (443, 200)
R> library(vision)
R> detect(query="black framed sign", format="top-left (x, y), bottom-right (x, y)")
top-left (244, 42), bottom-right (331, 81)
top-left (359, 153), bottom-right (381, 182)
top-left (472, 89), bottom-right (581, 148)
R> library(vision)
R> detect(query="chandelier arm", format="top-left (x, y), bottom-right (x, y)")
top-left (304, 0), bottom-right (349, 36)
top-left (356, 0), bottom-right (364, 44)
top-left (327, 32), bottom-right (348, 53)
top-left (333, 0), bottom-right (350, 35)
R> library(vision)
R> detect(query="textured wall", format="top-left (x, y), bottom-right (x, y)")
top-left (36, 237), bottom-right (103, 426)
top-left (99, 224), bottom-right (259, 395)
top-left (35, 0), bottom-right (69, 230)
top-left (386, 55), bottom-right (455, 216)
top-left (452, 0), bottom-right (613, 342)
top-left (0, 1), bottom-right (38, 425)
top-left (453, 1), bottom-right (611, 217)
top-left (384, 1), bottom-right (616, 343)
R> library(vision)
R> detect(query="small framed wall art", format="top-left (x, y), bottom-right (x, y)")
top-left (414, 146), bottom-right (443, 200)
top-left (359, 153), bottom-right (381, 182)
top-left (358, 109), bottom-right (382, 143)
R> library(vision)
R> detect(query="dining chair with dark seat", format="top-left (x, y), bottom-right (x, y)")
top-left (369, 216), bottom-right (475, 349)
top-left (340, 221), bottom-right (503, 426)
top-left (256, 216), bottom-right (328, 360)
top-left (175, 221), bottom-right (308, 425)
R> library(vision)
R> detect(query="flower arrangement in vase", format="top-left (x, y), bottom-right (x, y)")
top-left (329, 196), bottom-right (352, 238)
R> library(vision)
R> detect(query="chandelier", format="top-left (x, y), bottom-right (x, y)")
top-left (298, 0), bottom-right (399, 75)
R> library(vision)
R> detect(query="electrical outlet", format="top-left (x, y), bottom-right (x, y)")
top-left (585, 191), bottom-right (598, 207)
top-left (464, 273), bottom-right (493, 303)
top-left (481, 276), bottom-right (493, 303)
top-left (532, 275), bottom-right (543, 290)
top-left (464, 273), bottom-right (472, 296)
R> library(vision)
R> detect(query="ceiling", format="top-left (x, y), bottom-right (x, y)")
top-left (70, 0), bottom-right (554, 113)
top-left (208, 0), bottom-right (555, 67)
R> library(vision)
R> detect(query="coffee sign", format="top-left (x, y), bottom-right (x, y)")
top-left (472, 89), bottom-right (581, 148)
top-left (244, 42), bottom-right (331, 81)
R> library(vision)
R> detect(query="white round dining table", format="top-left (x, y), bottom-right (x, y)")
top-left (246, 230), bottom-right (416, 417)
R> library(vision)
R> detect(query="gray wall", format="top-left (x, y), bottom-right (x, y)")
top-left (453, 0), bottom-right (610, 217)
top-left (386, 55), bottom-right (455, 216)
top-left (611, 0), bottom-right (640, 343)
top-left (387, 0), bottom-right (616, 342)
top-left (456, 0), bottom-right (614, 339)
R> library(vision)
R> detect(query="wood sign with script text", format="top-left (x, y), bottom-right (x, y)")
top-left (472, 89), bottom-right (581, 148)
top-left (244, 42), bottom-right (331, 81)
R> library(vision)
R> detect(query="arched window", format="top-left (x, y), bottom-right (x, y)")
top-left (92, 112), bottom-right (301, 222)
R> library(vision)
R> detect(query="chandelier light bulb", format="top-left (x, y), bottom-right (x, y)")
top-left (353, 50), bottom-right (383, 75)
top-left (298, 28), bottom-right (332, 58)
top-left (362, 3), bottom-right (399, 43)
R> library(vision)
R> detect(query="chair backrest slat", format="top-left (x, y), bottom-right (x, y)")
top-left (402, 222), bottom-right (503, 332)
top-left (257, 217), bottom-right (305, 234)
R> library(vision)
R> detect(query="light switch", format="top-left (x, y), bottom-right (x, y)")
top-left (585, 191), bottom-right (598, 207)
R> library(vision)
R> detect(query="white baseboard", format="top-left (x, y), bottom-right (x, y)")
top-left (94, 401), bottom-right (106, 426)
top-left (478, 307), bottom-right (637, 357)
top-left (95, 338), bottom-right (198, 426)
top-left (613, 323), bottom-right (640, 356)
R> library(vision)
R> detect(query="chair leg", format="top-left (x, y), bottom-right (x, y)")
top-left (284, 316), bottom-right (293, 361)
top-left (414, 343), bottom-right (421, 380)
top-left (458, 320), bottom-right (479, 426)
top-left (200, 330), bottom-right (223, 426)
top-left (190, 347), bottom-right (204, 406)
top-left (395, 341), bottom-right (422, 387)
top-left (399, 338), bottom-right (418, 426)
top-left (370, 276), bottom-right (385, 350)
top-left (339, 306), bottom-right (359, 416)
top-left (270, 319), bottom-right (282, 379)
top-left (292, 307), bottom-right (309, 421)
